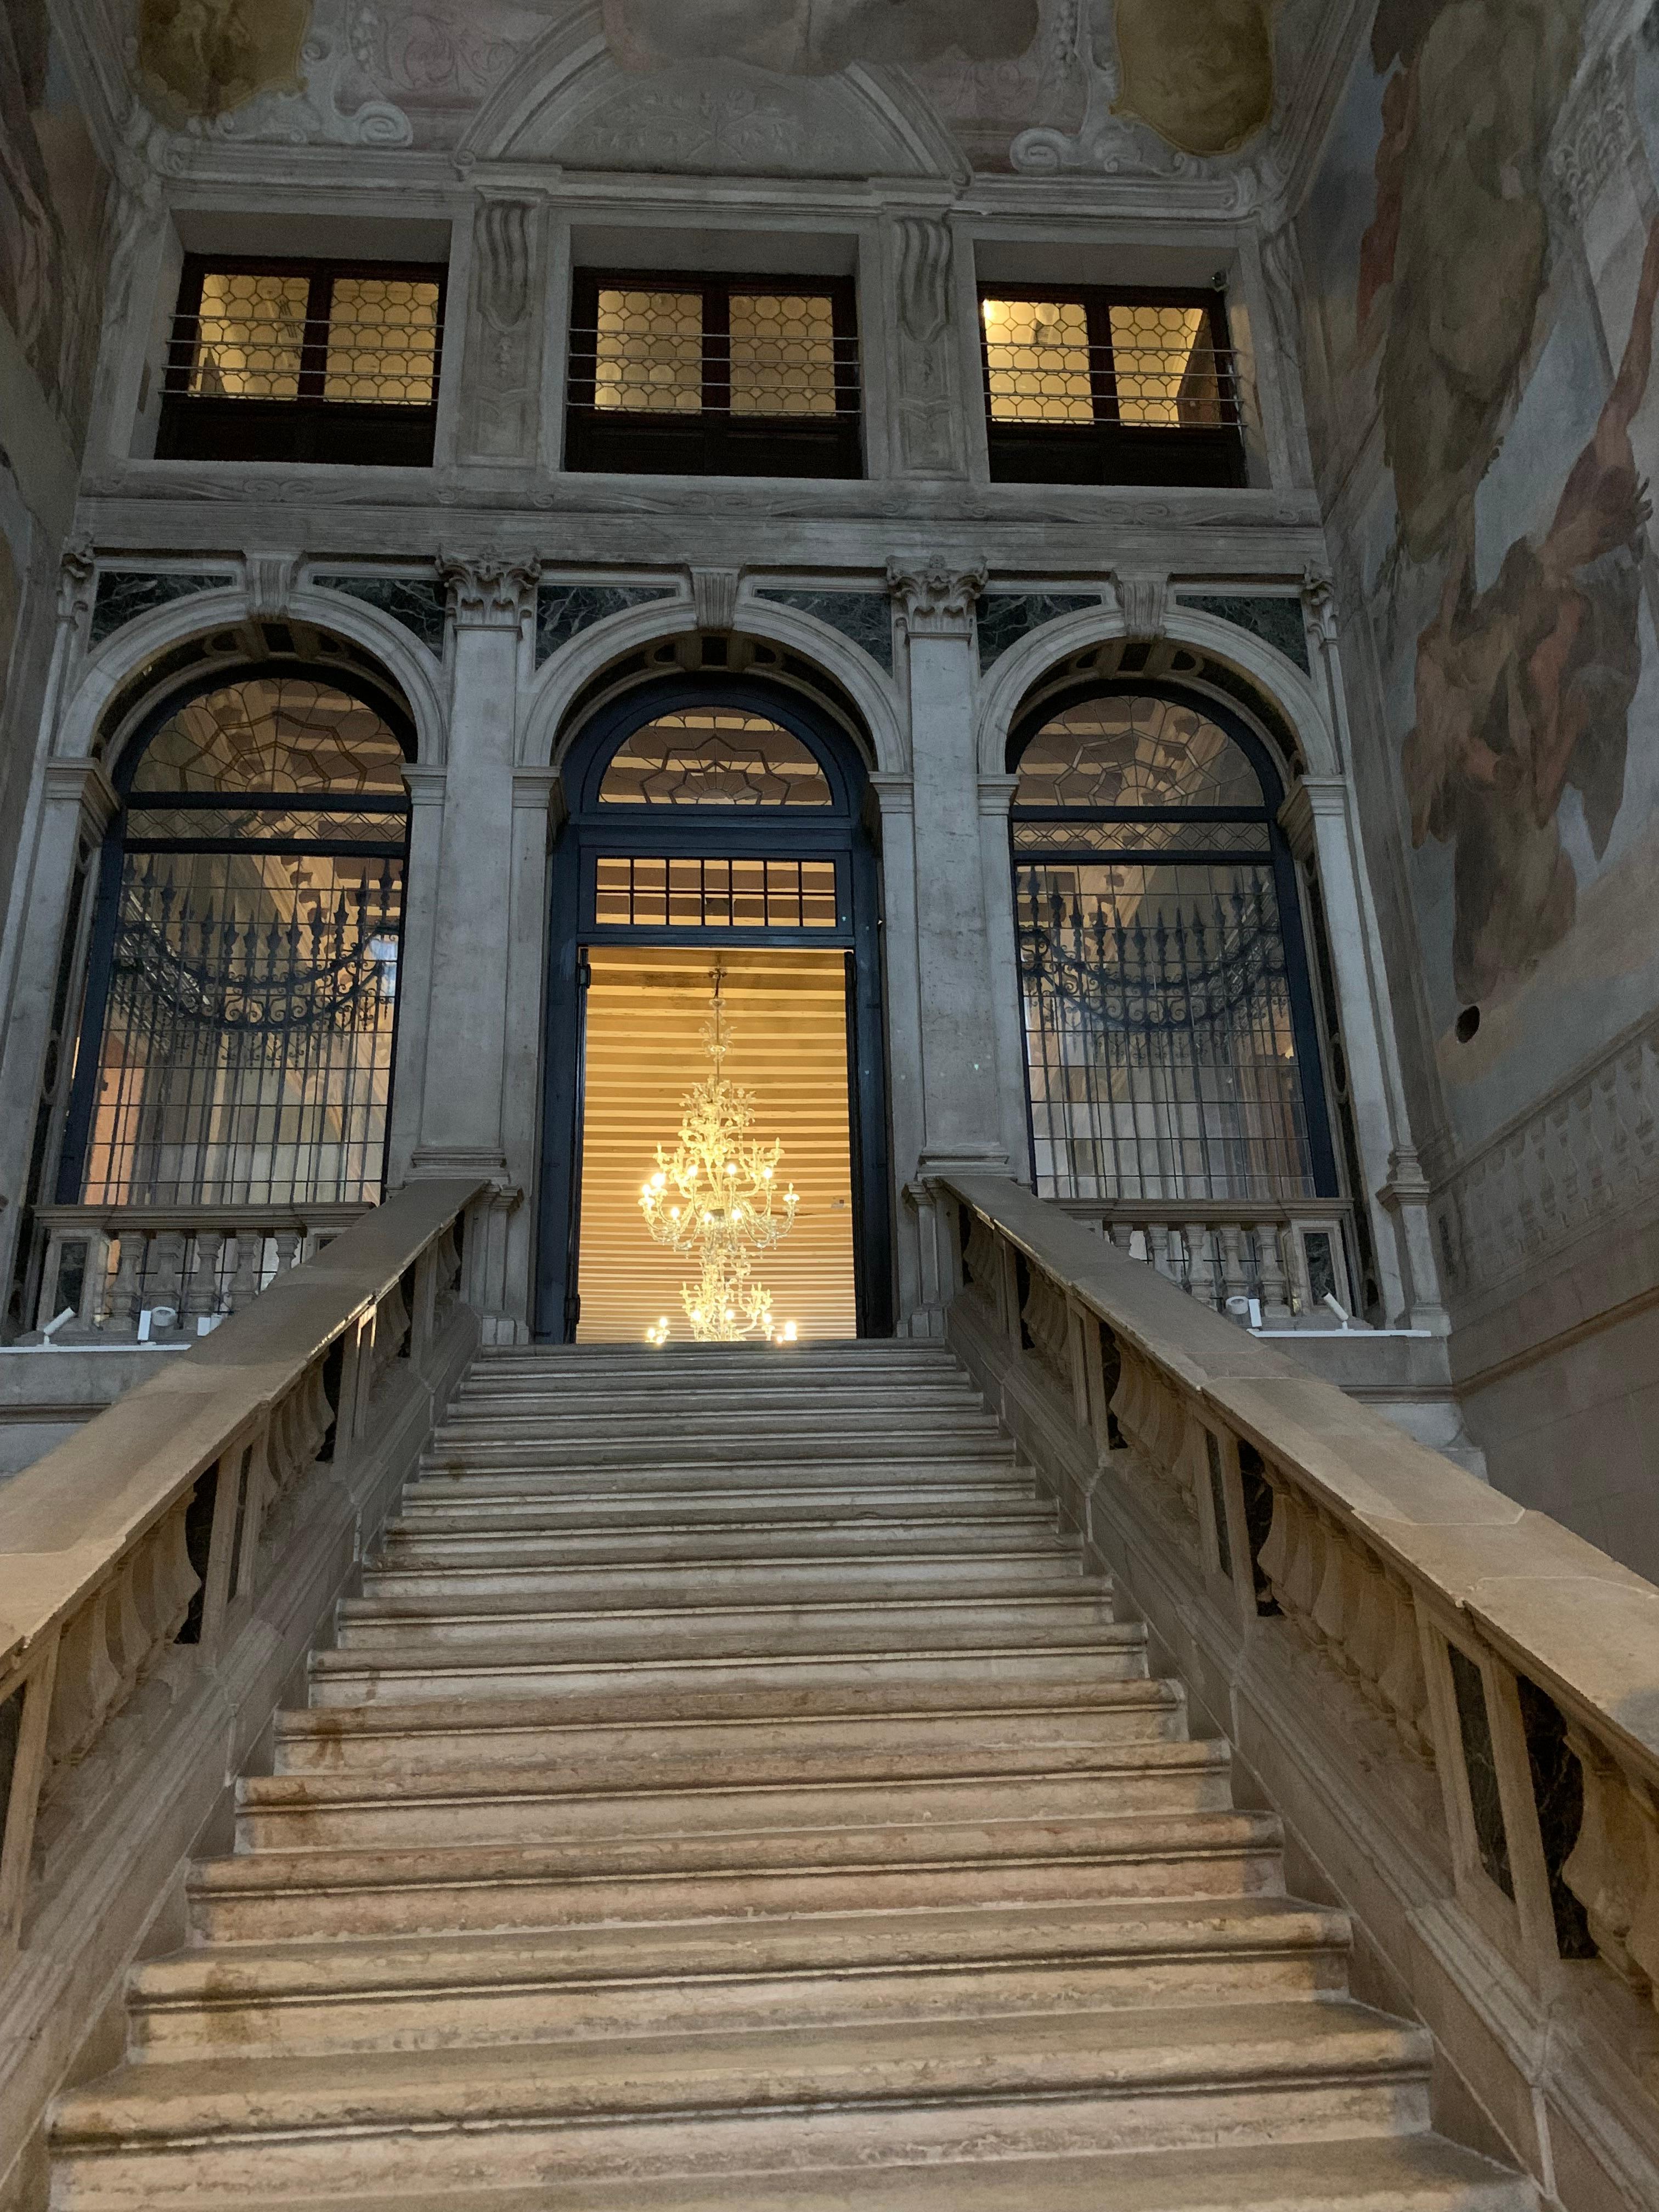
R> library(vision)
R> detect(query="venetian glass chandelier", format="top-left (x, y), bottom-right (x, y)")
top-left (640, 974), bottom-right (799, 1343)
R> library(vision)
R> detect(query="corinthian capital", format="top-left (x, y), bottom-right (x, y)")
top-left (886, 555), bottom-right (988, 640)
top-left (58, 533), bottom-right (96, 626)
top-left (439, 552), bottom-right (543, 630)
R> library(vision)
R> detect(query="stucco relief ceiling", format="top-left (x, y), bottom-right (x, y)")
top-left (125, 0), bottom-right (1330, 179)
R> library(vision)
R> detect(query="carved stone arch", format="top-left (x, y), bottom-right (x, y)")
top-left (58, 586), bottom-right (446, 777)
top-left (462, 3), bottom-right (966, 179)
top-left (974, 602), bottom-right (1339, 783)
top-left (521, 594), bottom-right (906, 777)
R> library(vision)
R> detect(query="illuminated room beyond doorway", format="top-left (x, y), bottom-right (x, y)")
top-left (574, 945), bottom-right (857, 1344)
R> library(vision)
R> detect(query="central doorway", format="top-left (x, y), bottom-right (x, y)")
top-left (576, 946), bottom-right (856, 1342)
top-left (537, 673), bottom-right (891, 1341)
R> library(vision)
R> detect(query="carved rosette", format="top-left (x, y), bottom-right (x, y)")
top-left (439, 554), bottom-right (543, 633)
top-left (887, 557), bottom-right (989, 642)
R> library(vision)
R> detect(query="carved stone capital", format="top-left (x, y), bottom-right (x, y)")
top-left (1110, 569), bottom-right (1168, 639)
top-left (43, 757), bottom-right (120, 840)
top-left (1301, 563), bottom-right (1338, 648)
top-left (978, 774), bottom-right (1020, 820)
top-left (887, 556), bottom-right (988, 641)
top-left (439, 554), bottom-right (541, 631)
top-left (58, 535), bottom-right (96, 627)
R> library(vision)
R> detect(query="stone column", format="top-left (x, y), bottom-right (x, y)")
top-left (1296, 566), bottom-right (1451, 1333)
top-left (978, 772), bottom-right (1031, 1179)
top-left (868, 772), bottom-right (926, 1330)
top-left (888, 557), bottom-right (1010, 1330)
top-left (407, 554), bottom-right (539, 1343)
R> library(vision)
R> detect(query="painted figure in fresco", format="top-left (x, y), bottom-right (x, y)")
top-left (1113, 0), bottom-right (1277, 158)
top-left (602, 0), bottom-right (1040, 75)
top-left (1359, 0), bottom-right (1584, 565)
top-left (1402, 216), bottom-right (1659, 1008)
top-left (137, 0), bottom-right (311, 122)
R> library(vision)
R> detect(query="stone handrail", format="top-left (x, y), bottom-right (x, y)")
top-left (29, 1201), bottom-right (374, 1339)
top-left (0, 1177), bottom-right (482, 1957)
top-left (943, 1173), bottom-right (1659, 2172)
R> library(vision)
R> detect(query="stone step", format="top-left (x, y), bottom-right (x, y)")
top-left (362, 1551), bottom-right (1088, 1601)
top-left (375, 1521), bottom-right (1071, 1570)
top-left (422, 1434), bottom-right (1018, 1472)
top-left (49, 2000), bottom-right (1431, 2205)
top-left (332, 1585), bottom-right (1116, 1651)
top-left (312, 1610), bottom-right (1148, 1699)
top-left (233, 1741), bottom-right (1233, 1852)
top-left (399, 1475), bottom-right (1045, 1520)
top-left (188, 1808), bottom-right (1287, 1942)
top-left (272, 1678), bottom-right (1190, 1776)
top-left (444, 1384), bottom-right (985, 1416)
top-left (129, 1896), bottom-right (1349, 2059)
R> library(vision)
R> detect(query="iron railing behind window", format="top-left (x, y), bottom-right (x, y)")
top-left (157, 257), bottom-right (445, 466)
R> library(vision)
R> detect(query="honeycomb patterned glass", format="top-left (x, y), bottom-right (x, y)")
top-left (594, 290), bottom-right (704, 413)
top-left (597, 711), bottom-right (832, 806)
top-left (130, 677), bottom-right (408, 797)
top-left (1108, 304), bottom-right (1220, 426)
top-left (323, 276), bottom-right (441, 405)
top-left (729, 294), bottom-right (839, 417)
top-left (1014, 695), bottom-right (1262, 813)
top-left (981, 297), bottom-right (1095, 424)
top-left (188, 271), bottom-right (311, 399)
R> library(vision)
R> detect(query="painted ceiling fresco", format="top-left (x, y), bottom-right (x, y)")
top-left (127, 0), bottom-right (1313, 173)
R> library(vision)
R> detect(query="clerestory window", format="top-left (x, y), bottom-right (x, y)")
top-left (979, 286), bottom-right (1245, 487)
top-left (158, 255), bottom-right (446, 466)
top-left (566, 270), bottom-right (863, 478)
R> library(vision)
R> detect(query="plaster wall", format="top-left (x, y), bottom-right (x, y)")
top-left (1296, 0), bottom-right (1659, 1563)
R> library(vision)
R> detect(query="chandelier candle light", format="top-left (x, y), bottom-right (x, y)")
top-left (640, 973), bottom-right (800, 1344)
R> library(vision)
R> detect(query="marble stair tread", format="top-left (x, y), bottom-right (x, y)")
top-left (272, 1677), bottom-right (1188, 1772)
top-left (53, 1998), bottom-right (1432, 2144)
top-left (136, 1895), bottom-right (1351, 2006)
top-left (422, 1438), bottom-right (1019, 1471)
top-left (249, 1735), bottom-right (1221, 1804)
top-left (399, 1480), bottom-right (1045, 1517)
top-left (377, 1522), bottom-right (1070, 1562)
top-left (335, 1581), bottom-right (1114, 1637)
top-left (440, 1387), bottom-right (986, 1417)
top-left (233, 1751), bottom-right (1234, 1851)
top-left (162, 2136), bottom-right (1535, 2212)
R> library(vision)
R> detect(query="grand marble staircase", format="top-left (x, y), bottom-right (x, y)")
top-left (49, 1341), bottom-right (1533, 2209)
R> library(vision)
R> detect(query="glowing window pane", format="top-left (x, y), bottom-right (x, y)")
top-left (730, 293), bottom-right (839, 418)
top-left (981, 297), bottom-right (1094, 425)
top-left (189, 271), bottom-right (311, 400)
top-left (1108, 304), bottom-right (1217, 426)
top-left (595, 289), bottom-right (704, 414)
top-left (129, 677), bottom-right (408, 797)
top-left (1015, 695), bottom-right (1262, 812)
top-left (323, 276), bottom-right (441, 405)
top-left (598, 712), bottom-right (831, 806)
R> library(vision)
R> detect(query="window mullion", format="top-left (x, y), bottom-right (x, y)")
top-left (703, 285), bottom-right (732, 419)
top-left (297, 267), bottom-right (331, 403)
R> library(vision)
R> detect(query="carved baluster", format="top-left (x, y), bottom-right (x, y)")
top-left (1375, 1574), bottom-right (1434, 1764)
top-left (273, 1228), bottom-right (303, 1277)
top-left (1564, 1731), bottom-right (1649, 1991)
top-left (1257, 1225), bottom-right (1293, 1322)
top-left (1146, 1224), bottom-right (1176, 1280)
top-left (1219, 1224), bottom-right (1249, 1312)
top-left (183, 1229), bottom-right (225, 1324)
top-left (1185, 1221), bottom-right (1218, 1306)
top-left (44, 1586), bottom-right (123, 1780)
top-left (228, 1229), bottom-right (263, 1313)
top-left (145, 1230), bottom-right (187, 1322)
top-left (106, 1235), bottom-right (142, 1336)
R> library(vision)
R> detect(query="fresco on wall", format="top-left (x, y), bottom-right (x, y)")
top-left (1301, 1), bottom-right (1659, 1150)
top-left (136, 0), bottom-right (311, 123)
top-left (123, 0), bottom-right (1301, 172)
top-left (0, 0), bottom-right (111, 445)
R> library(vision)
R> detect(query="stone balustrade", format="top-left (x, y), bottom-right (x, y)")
top-left (29, 1201), bottom-right (374, 1341)
top-left (945, 1172), bottom-right (1659, 2176)
top-left (0, 1179), bottom-right (479, 1998)
top-left (1051, 1195), bottom-right (1358, 1323)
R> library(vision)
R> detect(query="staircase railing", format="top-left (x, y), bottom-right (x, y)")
top-left (944, 1172), bottom-right (1659, 2201)
top-left (0, 1177), bottom-right (486, 2187)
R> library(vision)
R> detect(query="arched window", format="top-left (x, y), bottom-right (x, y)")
top-left (60, 671), bottom-right (411, 1210)
top-left (596, 708), bottom-right (833, 807)
top-left (1010, 687), bottom-right (1336, 1203)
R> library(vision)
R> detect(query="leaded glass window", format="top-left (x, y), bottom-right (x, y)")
top-left (597, 711), bottom-right (832, 807)
top-left (1012, 689), bottom-right (1334, 1204)
top-left (65, 674), bottom-right (410, 1210)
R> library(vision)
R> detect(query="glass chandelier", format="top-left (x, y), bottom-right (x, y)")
top-left (640, 973), bottom-right (799, 1342)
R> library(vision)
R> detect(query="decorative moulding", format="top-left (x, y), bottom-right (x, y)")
top-left (887, 556), bottom-right (989, 641)
top-left (88, 571), bottom-right (236, 650)
top-left (757, 590), bottom-right (895, 676)
top-left (534, 583), bottom-right (676, 666)
top-left (692, 570), bottom-right (742, 634)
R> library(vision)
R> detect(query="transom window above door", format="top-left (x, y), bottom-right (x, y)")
top-left (567, 270), bottom-right (863, 478)
top-left (597, 711), bottom-right (834, 806)
top-left (979, 286), bottom-right (1245, 488)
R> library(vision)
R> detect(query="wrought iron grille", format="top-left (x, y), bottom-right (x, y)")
top-left (1018, 862), bottom-right (1315, 1202)
top-left (81, 851), bottom-right (403, 1209)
